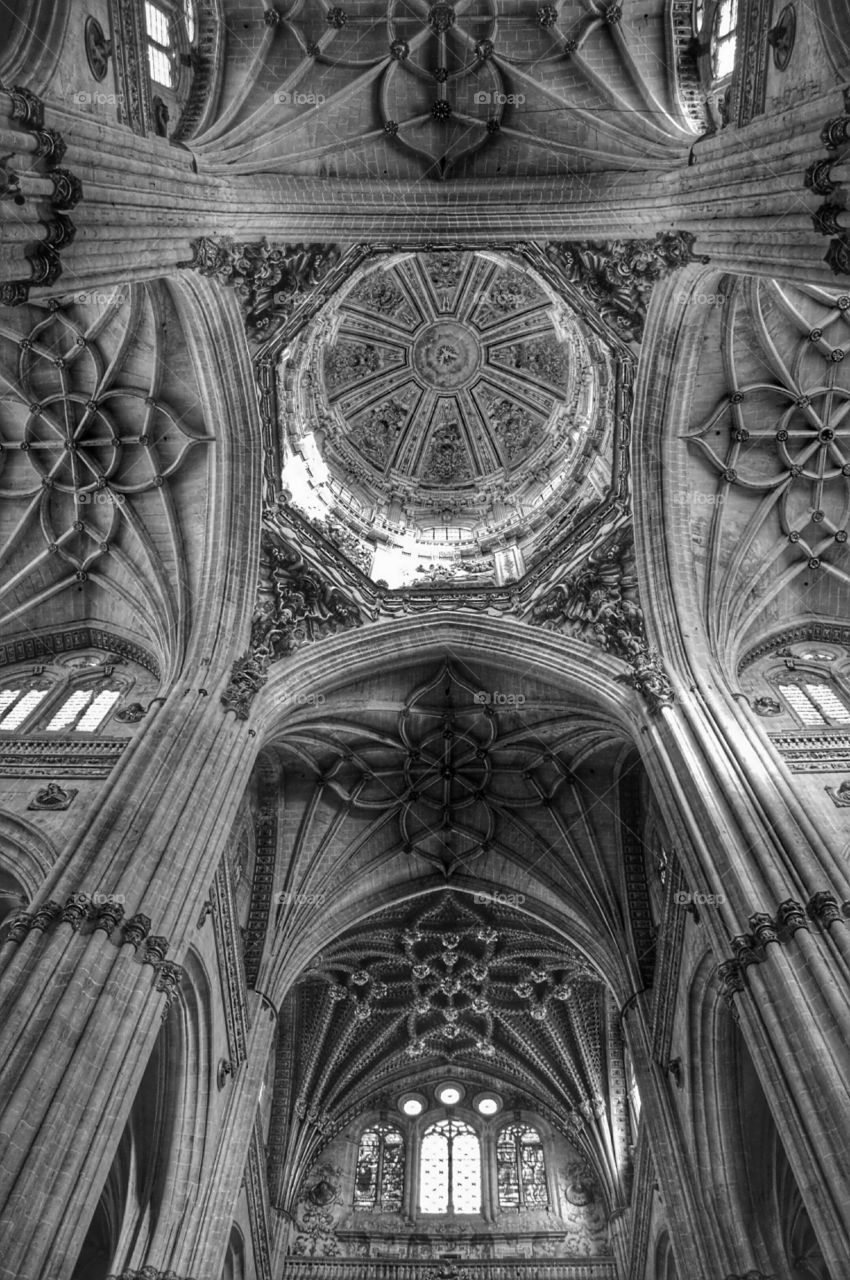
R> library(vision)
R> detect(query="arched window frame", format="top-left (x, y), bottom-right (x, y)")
top-left (419, 1114), bottom-right (482, 1215)
top-left (348, 1106), bottom-right (558, 1221)
top-left (0, 661), bottom-right (137, 735)
top-left (144, 0), bottom-right (197, 90)
top-left (353, 1123), bottom-right (406, 1213)
top-left (495, 1122), bottom-right (549, 1210)
top-left (767, 663), bottom-right (850, 729)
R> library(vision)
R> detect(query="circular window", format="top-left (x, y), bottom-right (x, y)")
top-left (474, 1093), bottom-right (502, 1116)
top-left (436, 1082), bottom-right (464, 1106)
top-left (399, 1092), bottom-right (427, 1117)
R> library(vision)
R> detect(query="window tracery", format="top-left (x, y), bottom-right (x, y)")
top-left (496, 1124), bottom-right (548, 1209)
top-left (420, 1118), bottom-right (481, 1214)
top-left (354, 1125), bottom-right (405, 1213)
top-left (774, 674), bottom-right (850, 727)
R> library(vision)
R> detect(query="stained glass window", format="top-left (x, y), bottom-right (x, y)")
top-left (354, 1125), bottom-right (404, 1212)
top-left (420, 1118), bottom-right (481, 1213)
top-left (496, 1125), bottom-right (548, 1209)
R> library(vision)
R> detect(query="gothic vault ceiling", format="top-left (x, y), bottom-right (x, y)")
top-left (269, 890), bottom-right (630, 1212)
top-left (195, 0), bottom-right (697, 179)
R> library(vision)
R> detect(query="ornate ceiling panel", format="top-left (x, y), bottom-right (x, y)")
top-left (192, 0), bottom-right (695, 180)
top-left (281, 248), bottom-right (610, 583)
top-left (268, 890), bottom-right (630, 1214)
top-left (677, 277), bottom-right (850, 667)
top-left (0, 287), bottom-right (213, 675)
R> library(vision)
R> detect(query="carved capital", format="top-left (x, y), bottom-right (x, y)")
top-left (825, 235), bottom-right (850, 276)
top-left (141, 934), bottom-right (169, 964)
top-left (807, 891), bottom-right (843, 929)
top-left (812, 203), bottom-right (846, 237)
top-left (154, 961), bottom-right (184, 1013)
top-left (93, 899), bottom-right (125, 936)
top-left (776, 898), bottom-right (809, 936)
top-left (30, 900), bottom-right (62, 932)
top-left (9, 85), bottom-right (45, 128)
top-left (730, 934), bottom-right (763, 968)
top-left (748, 912), bottom-right (780, 947)
top-left (820, 115), bottom-right (850, 150)
top-left (122, 913), bottom-right (151, 948)
top-left (6, 909), bottom-right (33, 943)
top-left (804, 158), bottom-right (837, 195)
top-left (60, 893), bottom-right (93, 931)
top-left (716, 959), bottom-right (746, 1004)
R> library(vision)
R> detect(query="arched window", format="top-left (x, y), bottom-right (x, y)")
top-left (0, 685), bottom-right (51, 731)
top-left (145, 2), bottom-right (175, 86)
top-left (354, 1125), bottom-right (405, 1212)
top-left (710, 0), bottom-right (738, 79)
top-left (43, 686), bottom-right (123, 732)
top-left (420, 1118), bottom-right (481, 1213)
top-left (144, 0), bottom-right (196, 87)
top-left (496, 1124), bottom-right (548, 1209)
top-left (777, 677), bottom-right (850, 727)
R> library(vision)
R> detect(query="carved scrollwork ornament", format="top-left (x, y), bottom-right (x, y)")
top-left (807, 891), bottom-right (844, 928)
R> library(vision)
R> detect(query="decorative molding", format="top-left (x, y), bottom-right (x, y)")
top-left (768, 732), bottom-right (850, 772)
top-left (107, 1269), bottom-right (196, 1279)
top-left (619, 770), bottom-right (657, 989)
top-left (625, 1138), bottom-right (653, 1280)
top-left (212, 852), bottom-right (250, 1064)
top-left (283, 1265), bottom-right (616, 1280)
top-left (244, 760), bottom-right (278, 986)
top-left (0, 626), bottom-right (160, 677)
top-left (0, 738), bottom-right (128, 779)
top-left (106, 0), bottom-right (154, 134)
top-left (738, 623), bottom-right (850, 672)
top-left (729, 0), bottom-right (772, 126)
top-left (245, 1116), bottom-right (274, 1280)
top-left (154, 960), bottom-right (185, 1018)
top-left (650, 854), bottom-right (687, 1064)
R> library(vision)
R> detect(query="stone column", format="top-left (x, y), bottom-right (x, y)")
top-left (0, 690), bottom-right (261, 1280)
top-left (640, 701), bottom-right (850, 1278)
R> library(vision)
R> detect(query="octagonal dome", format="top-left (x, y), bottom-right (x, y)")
top-left (279, 250), bottom-right (616, 587)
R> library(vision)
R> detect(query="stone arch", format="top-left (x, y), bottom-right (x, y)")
top-left (70, 946), bottom-right (214, 1277)
top-left (221, 1223), bottom-right (247, 1280)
